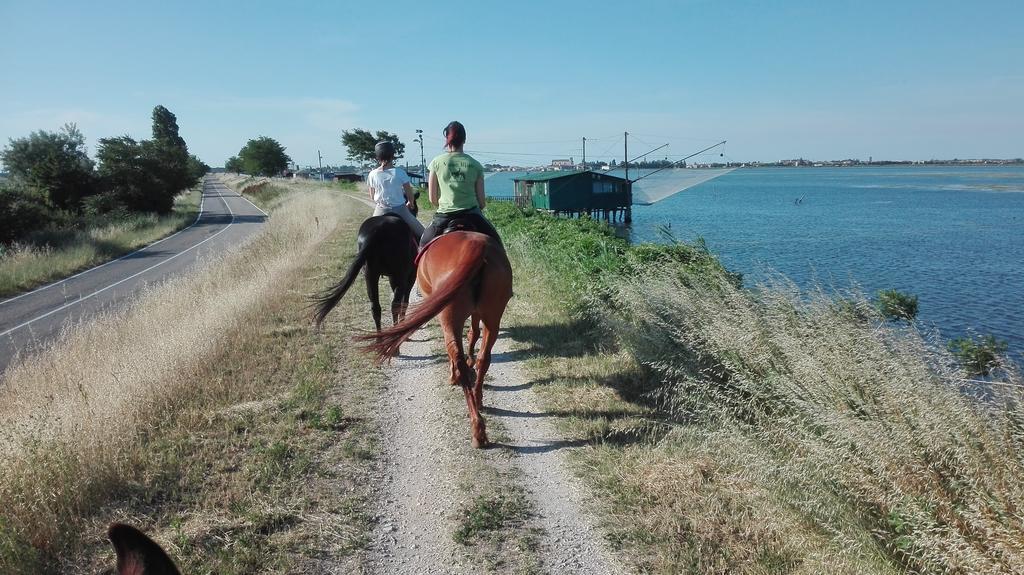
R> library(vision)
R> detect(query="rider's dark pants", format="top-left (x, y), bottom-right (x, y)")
top-left (419, 207), bottom-right (503, 248)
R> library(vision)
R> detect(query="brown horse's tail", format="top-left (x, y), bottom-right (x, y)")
top-left (360, 237), bottom-right (486, 361)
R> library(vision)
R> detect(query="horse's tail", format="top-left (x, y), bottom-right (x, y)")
top-left (312, 242), bottom-right (369, 328)
top-left (361, 238), bottom-right (487, 361)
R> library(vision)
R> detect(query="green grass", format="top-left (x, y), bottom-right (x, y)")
top-left (491, 201), bottom-right (1024, 574)
top-left (454, 492), bottom-right (531, 546)
top-left (0, 186), bottom-right (202, 297)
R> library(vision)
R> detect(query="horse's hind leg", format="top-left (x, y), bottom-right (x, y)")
top-left (366, 270), bottom-right (382, 332)
top-left (441, 305), bottom-right (487, 448)
top-left (466, 313), bottom-right (481, 367)
top-left (388, 275), bottom-right (404, 325)
top-left (473, 318), bottom-right (501, 411)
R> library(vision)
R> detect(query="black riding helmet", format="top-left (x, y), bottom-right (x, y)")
top-left (374, 141), bottom-right (396, 162)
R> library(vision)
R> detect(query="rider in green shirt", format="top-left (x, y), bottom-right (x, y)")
top-left (419, 121), bottom-right (502, 247)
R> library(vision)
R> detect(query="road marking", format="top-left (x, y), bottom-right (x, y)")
top-left (0, 182), bottom-right (212, 308)
top-left (0, 187), bottom-right (240, 339)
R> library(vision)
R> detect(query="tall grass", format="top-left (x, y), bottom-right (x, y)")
top-left (0, 187), bottom-right (201, 297)
top-left (605, 271), bottom-right (1024, 573)
top-left (0, 189), bottom-right (342, 572)
top-left (491, 202), bottom-right (1024, 573)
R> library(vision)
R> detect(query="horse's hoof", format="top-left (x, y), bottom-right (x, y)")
top-left (472, 436), bottom-right (488, 449)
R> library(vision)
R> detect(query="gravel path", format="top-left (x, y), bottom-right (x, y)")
top-left (484, 330), bottom-right (624, 574)
top-left (368, 327), bottom-right (473, 575)
top-left (368, 321), bottom-right (623, 574)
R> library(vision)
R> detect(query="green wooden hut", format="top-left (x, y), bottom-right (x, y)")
top-left (512, 171), bottom-right (632, 221)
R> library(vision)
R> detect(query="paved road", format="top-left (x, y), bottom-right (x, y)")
top-left (0, 176), bottom-right (267, 374)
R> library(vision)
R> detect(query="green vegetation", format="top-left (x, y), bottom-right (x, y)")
top-left (0, 186), bottom-right (201, 297)
top-left (876, 288), bottom-right (919, 321)
top-left (341, 128), bottom-right (405, 166)
top-left (489, 202), bottom-right (1024, 574)
top-left (454, 492), bottom-right (530, 546)
top-left (230, 136), bottom-right (291, 176)
top-left (1, 105), bottom-right (208, 267)
top-left (948, 334), bottom-right (1009, 376)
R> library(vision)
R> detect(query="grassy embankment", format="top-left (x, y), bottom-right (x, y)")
top-left (488, 202), bottom-right (1024, 574)
top-left (0, 184), bottom-right (203, 298)
top-left (0, 181), bottom-right (385, 573)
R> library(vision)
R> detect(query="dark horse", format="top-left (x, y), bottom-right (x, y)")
top-left (363, 231), bottom-right (513, 448)
top-left (108, 523), bottom-right (180, 574)
top-left (312, 212), bottom-right (418, 338)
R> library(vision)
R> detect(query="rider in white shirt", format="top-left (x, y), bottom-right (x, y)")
top-left (366, 141), bottom-right (425, 236)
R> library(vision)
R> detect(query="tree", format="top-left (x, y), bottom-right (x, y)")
top-left (147, 105), bottom-right (197, 200)
top-left (0, 123), bottom-right (96, 210)
top-left (341, 129), bottom-right (404, 166)
top-left (151, 105), bottom-right (187, 149)
top-left (94, 105), bottom-right (202, 214)
top-left (237, 137), bottom-right (291, 177)
top-left (187, 154), bottom-right (210, 182)
top-left (224, 156), bottom-right (244, 173)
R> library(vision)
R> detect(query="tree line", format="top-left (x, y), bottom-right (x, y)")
top-left (0, 105), bottom-right (209, 244)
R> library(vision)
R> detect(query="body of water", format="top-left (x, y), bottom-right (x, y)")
top-left (487, 166), bottom-right (1024, 359)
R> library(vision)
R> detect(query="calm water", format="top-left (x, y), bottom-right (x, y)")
top-left (487, 166), bottom-right (1024, 358)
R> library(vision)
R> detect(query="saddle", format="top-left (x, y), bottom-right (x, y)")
top-left (415, 216), bottom-right (480, 266)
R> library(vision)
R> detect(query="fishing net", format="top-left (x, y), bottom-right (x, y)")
top-left (630, 168), bottom-right (736, 205)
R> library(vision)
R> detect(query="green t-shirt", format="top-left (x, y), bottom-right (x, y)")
top-left (429, 152), bottom-right (484, 214)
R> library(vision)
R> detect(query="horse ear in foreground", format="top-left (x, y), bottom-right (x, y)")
top-left (312, 215), bottom-right (418, 345)
top-left (108, 523), bottom-right (181, 575)
top-left (362, 231), bottom-right (513, 448)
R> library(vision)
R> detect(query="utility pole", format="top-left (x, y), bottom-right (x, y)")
top-left (318, 150), bottom-right (324, 182)
top-left (582, 136), bottom-right (586, 170)
top-left (624, 131), bottom-right (629, 181)
top-left (415, 129), bottom-right (425, 185)
top-left (624, 131), bottom-right (632, 223)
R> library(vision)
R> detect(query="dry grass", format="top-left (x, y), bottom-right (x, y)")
top-left (0, 186), bottom-right (383, 573)
top-left (499, 225), bottom-right (1024, 574)
top-left (0, 186), bottom-right (202, 297)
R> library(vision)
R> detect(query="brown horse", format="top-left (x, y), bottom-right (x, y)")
top-left (363, 231), bottom-right (513, 448)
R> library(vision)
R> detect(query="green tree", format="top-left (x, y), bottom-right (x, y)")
top-left (95, 105), bottom-right (201, 214)
top-left (147, 105), bottom-right (197, 200)
top-left (224, 156), bottom-right (244, 173)
top-left (341, 129), bottom-right (404, 166)
top-left (237, 137), bottom-right (291, 176)
top-left (0, 123), bottom-right (96, 210)
top-left (187, 154), bottom-right (210, 181)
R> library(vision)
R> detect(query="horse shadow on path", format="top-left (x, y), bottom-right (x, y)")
top-left (485, 318), bottom-right (678, 454)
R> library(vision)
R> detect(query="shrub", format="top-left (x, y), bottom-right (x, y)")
top-left (876, 288), bottom-right (918, 320)
top-left (0, 182), bottom-right (58, 244)
top-left (948, 334), bottom-right (1009, 376)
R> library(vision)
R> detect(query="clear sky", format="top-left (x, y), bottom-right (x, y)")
top-left (1, 0), bottom-right (1021, 168)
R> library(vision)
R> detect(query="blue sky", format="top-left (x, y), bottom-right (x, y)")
top-left (1, 0), bottom-right (1021, 168)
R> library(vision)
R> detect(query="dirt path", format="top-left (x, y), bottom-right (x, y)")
top-left (368, 322), bottom-right (623, 574)
top-left (368, 327), bottom-right (475, 574)
top-left (483, 331), bottom-right (623, 574)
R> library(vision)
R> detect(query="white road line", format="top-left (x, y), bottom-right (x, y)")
top-left (0, 188), bottom-right (238, 339)
top-left (0, 182), bottom-right (211, 308)
top-left (233, 188), bottom-right (270, 216)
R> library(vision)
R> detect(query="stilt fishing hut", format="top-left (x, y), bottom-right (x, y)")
top-left (512, 171), bottom-right (632, 222)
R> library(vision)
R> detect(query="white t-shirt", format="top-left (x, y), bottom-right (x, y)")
top-left (367, 166), bottom-right (412, 209)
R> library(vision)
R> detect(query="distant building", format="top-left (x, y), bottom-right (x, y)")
top-left (513, 170), bottom-right (631, 222)
top-left (550, 158), bottom-right (574, 169)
